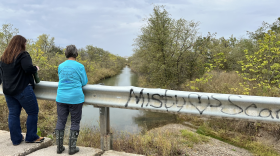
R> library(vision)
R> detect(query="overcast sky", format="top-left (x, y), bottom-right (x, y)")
top-left (0, 0), bottom-right (279, 57)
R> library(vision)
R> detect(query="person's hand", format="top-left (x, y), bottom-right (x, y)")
top-left (36, 66), bottom-right (40, 71)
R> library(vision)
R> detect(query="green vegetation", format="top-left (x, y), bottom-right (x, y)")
top-left (130, 6), bottom-right (200, 89)
top-left (180, 71), bottom-right (280, 156)
top-left (71, 125), bottom-right (210, 155)
top-left (128, 5), bottom-right (280, 156)
top-left (0, 23), bottom-right (19, 53)
top-left (239, 30), bottom-right (280, 91)
top-left (76, 127), bottom-right (185, 155)
top-left (0, 24), bottom-right (127, 84)
top-left (180, 129), bottom-right (209, 148)
top-left (129, 6), bottom-right (280, 95)
top-left (0, 22), bottom-right (126, 149)
top-left (0, 22), bottom-right (126, 135)
top-left (1, 5), bottom-right (280, 156)
top-left (196, 123), bottom-right (279, 156)
top-left (0, 97), bottom-right (57, 136)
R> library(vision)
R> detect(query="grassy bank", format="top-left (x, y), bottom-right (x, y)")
top-left (1, 70), bottom-right (280, 155)
top-left (135, 70), bottom-right (280, 155)
top-left (180, 70), bottom-right (280, 155)
top-left (178, 115), bottom-right (280, 156)
top-left (87, 67), bottom-right (122, 84)
top-left (0, 97), bottom-right (57, 136)
top-left (183, 71), bottom-right (280, 155)
top-left (67, 124), bottom-right (209, 155)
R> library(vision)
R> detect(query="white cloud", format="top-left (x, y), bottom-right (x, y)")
top-left (0, 0), bottom-right (279, 56)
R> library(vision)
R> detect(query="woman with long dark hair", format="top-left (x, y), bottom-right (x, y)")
top-left (0, 35), bottom-right (44, 145)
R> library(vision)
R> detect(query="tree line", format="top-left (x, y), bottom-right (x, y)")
top-left (129, 5), bottom-right (280, 93)
top-left (0, 24), bottom-right (126, 83)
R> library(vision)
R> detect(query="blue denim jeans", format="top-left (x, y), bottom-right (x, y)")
top-left (5, 85), bottom-right (39, 145)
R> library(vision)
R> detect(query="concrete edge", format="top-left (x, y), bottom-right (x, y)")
top-left (18, 139), bottom-right (53, 156)
top-left (94, 150), bottom-right (105, 156)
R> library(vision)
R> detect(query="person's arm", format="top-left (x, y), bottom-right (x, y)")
top-left (21, 53), bottom-right (37, 74)
top-left (80, 66), bottom-right (88, 86)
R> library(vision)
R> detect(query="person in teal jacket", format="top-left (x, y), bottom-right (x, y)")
top-left (55, 45), bottom-right (88, 155)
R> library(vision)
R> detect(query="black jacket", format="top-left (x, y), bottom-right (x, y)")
top-left (0, 51), bottom-right (37, 96)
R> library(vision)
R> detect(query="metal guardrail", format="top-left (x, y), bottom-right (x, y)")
top-left (26, 81), bottom-right (280, 122)
top-left (1, 81), bottom-right (280, 150)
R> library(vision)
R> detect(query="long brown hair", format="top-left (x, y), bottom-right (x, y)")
top-left (1, 35), bottom-right (27, 64)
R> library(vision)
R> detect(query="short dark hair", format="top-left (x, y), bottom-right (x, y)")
top-left (65, 45), bottom-right (78, 58)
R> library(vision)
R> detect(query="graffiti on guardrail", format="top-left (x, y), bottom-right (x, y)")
top-left (125, 88), bottom-right (279, 119)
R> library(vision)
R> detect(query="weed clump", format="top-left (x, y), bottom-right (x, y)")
top-left (180, 129), bottom-right (209, 147)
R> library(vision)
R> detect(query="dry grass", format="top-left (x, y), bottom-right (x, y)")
top-left (0, 97), bottom-right (8, 130)
top-left (183, 70), bottom-right (280, 97)
top-left (88, 68), bottom-right (120, 84)
top-left (113, 129), bottom-right (184, 155)
top-left (37, 100), bottom-right (57, 136)
top-left (177, 71), bottom-right (280, 155)
top-left (71, 125), bottom-right (210, 156)
top-left (0, 97), bottom-right (57, 136)
top-left (0, 65), bottom-right (122, 134)
top-left (196, 122), bottom-right (279, 156)
top-left (180, 129), bottom-right (209, 148)
top-left (191, 71), bottom-right (244, 94)
top-left (178, 110), bottom-right (280, 156)
top-left (182, 71), bottom-right (244, 94)
top-left (1, 70), bottom-right (280, 155)
top-left (77, 70), bottom-right (280, 155)
top-left (57, 126), bottom-right (186, 155)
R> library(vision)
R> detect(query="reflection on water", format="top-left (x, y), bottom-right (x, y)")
top-left (77, 66), bottom-right (178, 133)
top-left (99, 66), bottom-right (135, 86)
top-left (133, 111), bottom-right (178, 131)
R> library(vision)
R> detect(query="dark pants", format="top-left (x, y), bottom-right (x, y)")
top-left (5, 85), bottom-right (39, 145)
top-left (55, 102), bottom-right (83, 131)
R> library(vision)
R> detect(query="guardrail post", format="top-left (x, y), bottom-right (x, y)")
top-left (99, 107), bottom-right (112, 150)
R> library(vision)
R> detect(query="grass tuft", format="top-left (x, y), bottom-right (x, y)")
top-left (180, 129), bottom-right (209, 147)
top-left (195, 123), bottom-right (280, 156)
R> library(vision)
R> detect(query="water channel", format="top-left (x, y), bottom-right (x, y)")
top-left (79, 66), bottom-right (178, 133)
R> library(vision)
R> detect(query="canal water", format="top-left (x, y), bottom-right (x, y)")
top-left (79, 66), bottom-right (177, 133)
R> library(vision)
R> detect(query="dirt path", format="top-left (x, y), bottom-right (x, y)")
top-left (185, 137), bottom-right (252, 156)
top-left (149, 124), bottom-right (253, 156)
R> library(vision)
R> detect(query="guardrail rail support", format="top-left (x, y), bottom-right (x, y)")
top-left (99, 107), bottom-right (112, 150)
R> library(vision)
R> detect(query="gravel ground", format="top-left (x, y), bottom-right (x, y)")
top-left (149, 124), bottom-right (253, 156)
